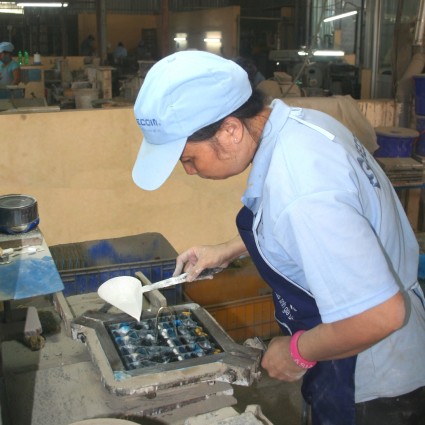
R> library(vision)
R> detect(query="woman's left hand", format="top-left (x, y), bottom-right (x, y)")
top-left (261, 291), bottom-right (407, 382)
top-left (261, 336), bottom-right (307, 381)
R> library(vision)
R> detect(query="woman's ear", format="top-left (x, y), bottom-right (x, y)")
top-left (221, 117), bottom-right (243, 144)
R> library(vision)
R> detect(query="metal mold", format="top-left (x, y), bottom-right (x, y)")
top-left (72, 303), bottom-right (263, 396)
top-left (107, 308), bottom-right (223, 370)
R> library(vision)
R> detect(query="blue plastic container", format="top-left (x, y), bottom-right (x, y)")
top-left (49, 233), bottom-right (182, 304)
top-left (416, 115), bottom-right (425, 156)
top-left (419, 254), bottom-right (425, 279)
top-left (374, 127), bottom-right (419, 158)
top-left (414, 74), bottom-right (425, 116)
top-left (0, 88), bottom-right (25, 99)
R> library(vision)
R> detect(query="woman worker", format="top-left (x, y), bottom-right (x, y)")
top-left (0, 42), bottom-right (21, 86)
top-left (131, 50), bottom-right (425, 425)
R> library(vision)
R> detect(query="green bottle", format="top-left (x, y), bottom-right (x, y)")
top-left (18, 50), bottom-right (22, 65)
top-left (24, 51), bottom-right (29, 65)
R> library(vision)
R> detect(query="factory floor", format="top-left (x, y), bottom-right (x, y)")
top-left (233, 366), bottom-right (305, 425)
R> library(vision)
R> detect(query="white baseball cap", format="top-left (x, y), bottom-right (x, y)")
top-left (0, 42), bottom-right (14, 53)
top-left (132, 50), bottom-right (252, 191)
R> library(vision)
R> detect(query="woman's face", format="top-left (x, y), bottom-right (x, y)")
top-left (180, 119), bottom-right (257, 180)
top-left (0, 52), bottom-right (11, 64)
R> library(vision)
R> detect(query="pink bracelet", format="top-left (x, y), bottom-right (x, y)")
top-left (290, 330), bottom-right (317, 369)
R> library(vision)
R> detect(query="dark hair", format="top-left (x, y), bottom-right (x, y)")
top-left (187, 88), bottom-right (266, 142)
top-left (232, 56), bottom-right (258, 86)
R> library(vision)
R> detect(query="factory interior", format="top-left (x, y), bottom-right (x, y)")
top-left (1, 0), bottom-right (425, 424)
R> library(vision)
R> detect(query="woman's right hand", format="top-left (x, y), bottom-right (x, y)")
top-left (173, 236), bottom-right (248, 281)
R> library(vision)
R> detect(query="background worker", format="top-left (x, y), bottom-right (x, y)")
top-left (113, 41), bottom-right (127, 64)
top-left (0, 42), bottom-right (21, 86)
top-left (80, 34), bottom-right (95, 56)
top-left (131, 51), bottom-right (425, 425)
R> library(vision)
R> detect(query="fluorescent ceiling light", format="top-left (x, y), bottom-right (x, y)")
top-left (297, 50), bottom-right (345, 57)
top-left (313, 50), bottom-right (345, 57)
top-left (174, 33), bottom-right (187, 41)
top-left (0, 1), bottom-right (24, 13)
top-left (0, 8), bottom-right (23, 13)
top-left (0, 7), bottom-right (24, 13)
top-left (17, 2), bottom-right (68, 7)
top-left (204, 31), bottom-right (221, 44)
top-left (323, 10), bottom-right (357, 22)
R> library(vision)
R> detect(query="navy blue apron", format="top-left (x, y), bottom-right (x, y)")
top-left (236, 206), bottom-right (357, 425)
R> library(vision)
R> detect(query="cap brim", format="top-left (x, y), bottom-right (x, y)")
top-left (132, 136), bottom-right (187, 191)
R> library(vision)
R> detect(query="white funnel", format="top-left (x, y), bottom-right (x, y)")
top-left (98, 276), bottom-right (143, 321)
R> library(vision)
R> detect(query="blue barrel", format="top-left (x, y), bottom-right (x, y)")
top-left (414, 74), bottom-right (425, 115)
top-left (416, 115), bottom-right (425, 156)
top-left (374, 127), bottom-right (419, 158)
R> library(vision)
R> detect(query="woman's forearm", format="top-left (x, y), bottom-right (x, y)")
top-left (297, 292), bottom-right (406, 362)
top-left (221, 235), bottom-right (249, 262)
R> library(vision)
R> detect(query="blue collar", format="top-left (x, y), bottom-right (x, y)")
top-left (242, 99), bottom-right (291, 212)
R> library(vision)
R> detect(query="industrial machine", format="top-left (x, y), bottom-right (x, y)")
top-left (268, 49), bottom-right (359, 98)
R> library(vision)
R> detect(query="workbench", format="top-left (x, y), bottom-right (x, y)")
top-left (0, 231), bottom-right (64, 364)
top-left (0, 98), bottom-right (59, 113)
top-left (20, 65), bottom-right (45, 100)
top-left (392, 180), bottom-right (425, 231)
top-left (0, 230), bottom-right (64, 303)
top-left (0, 291), bottom-right (271, 425)
top-left (374, 155), bottom-right (425, 231)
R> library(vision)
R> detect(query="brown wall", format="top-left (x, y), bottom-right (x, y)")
top-left (1, 98), bottom-right (415, 257)
top-left (77, 6), bottom-right (240, 59)
top-left (0, 107), bottom-right (247, 252)
top-left (169, 6), bottom-right (240, 58)
top-left (78, 14), bottom-right (160, 56)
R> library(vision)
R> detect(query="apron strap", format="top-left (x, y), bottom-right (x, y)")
top-left (236, 205), bottom-right (357, 425)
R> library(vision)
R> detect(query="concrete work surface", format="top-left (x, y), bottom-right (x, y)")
top-left (0, 295), bottom-right (304, 425)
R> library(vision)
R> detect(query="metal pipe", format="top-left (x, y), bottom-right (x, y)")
top-left (359, 0), bottom-right (365, 60)
top-left (95, 0), bottom-right (107, 65)
top-left (305, 0), bottom-right (312, 47)
top-left (161, 0), bottom-right (169, 58)
top-left (370, 0), bottom-right (381, 98)
top-left (414, 0), bottom-right (425, 47)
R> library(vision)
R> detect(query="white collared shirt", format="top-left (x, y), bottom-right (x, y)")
top-left (242, 99), bottom-right (425, 402)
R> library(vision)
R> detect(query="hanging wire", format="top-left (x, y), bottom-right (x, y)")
top-left (154, 306), bottom-right (178, 343)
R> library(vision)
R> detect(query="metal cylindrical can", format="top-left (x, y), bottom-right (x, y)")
top-left (0, 194), bottom-right (39, 234)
